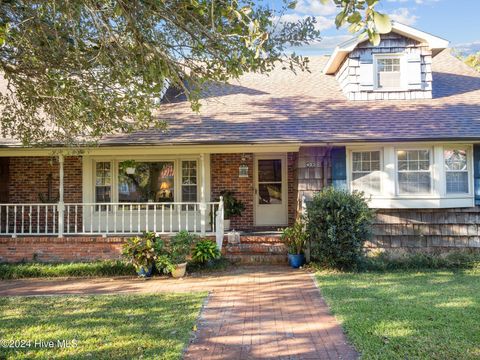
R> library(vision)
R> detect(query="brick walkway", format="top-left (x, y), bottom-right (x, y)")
top-left (0, 266), bottom-right (357, 359)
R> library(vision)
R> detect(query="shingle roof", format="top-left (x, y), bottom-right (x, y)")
top-left (2, 49), bottom-right (480, 147)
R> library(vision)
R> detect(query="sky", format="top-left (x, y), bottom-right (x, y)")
top-left (272, 0), bottom-right (480, 55)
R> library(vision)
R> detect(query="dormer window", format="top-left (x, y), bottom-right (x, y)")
top-left (375, 56), bottom-right (402, 90)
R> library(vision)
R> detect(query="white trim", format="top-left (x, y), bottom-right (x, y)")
top-left (323, 21), bottom-right (449, 75)
top-left (373, 53), bottom-right (406, 91)
top-left (346, 143), bottom-right (474, 209)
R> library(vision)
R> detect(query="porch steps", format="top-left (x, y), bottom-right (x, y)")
top-left (222, 233), bottom-right (287, 264)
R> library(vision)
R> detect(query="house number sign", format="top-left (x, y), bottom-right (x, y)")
top-left (305, 162), bottom-right (319, 168)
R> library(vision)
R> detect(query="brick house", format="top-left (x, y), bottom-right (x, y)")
top-left (1, 22), bottom-right (480, 262)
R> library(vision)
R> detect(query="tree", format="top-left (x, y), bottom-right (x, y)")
top-left (464, 52), bottom-right (480, 72)
top-left (0, 0), bottom-right (388, 146)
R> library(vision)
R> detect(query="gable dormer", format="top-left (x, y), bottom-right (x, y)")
top-left (324, 22), bottom-right (449, 101)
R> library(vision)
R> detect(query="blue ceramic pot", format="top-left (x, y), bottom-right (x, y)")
top-left (289, 254), bottom-right (305, 269)
top-left (137, 264), bottom-right (154, 277)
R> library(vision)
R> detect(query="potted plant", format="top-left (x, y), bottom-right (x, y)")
top-left (218, 190), bottom-right (245, 231)
top-left (122, 232), bottom-right (158, 277)
top-left (156, 231), bottom-right (197, 278)
top-left (281, 220), bottom-right (307, 268)
top-left (192, 239), bottom-right (221, 267)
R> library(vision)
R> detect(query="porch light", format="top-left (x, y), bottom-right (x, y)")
top-left (239, 164), bottom-right (248, 178)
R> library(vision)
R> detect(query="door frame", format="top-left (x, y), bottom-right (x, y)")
top-left (253, 153), bottom-right (288, 226)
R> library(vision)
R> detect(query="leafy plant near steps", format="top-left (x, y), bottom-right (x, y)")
top-left (192, 239), bottom-right (221, 264)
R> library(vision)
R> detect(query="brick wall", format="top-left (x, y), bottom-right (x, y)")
top-left (369, 207), bottom-right (480, 252)
top-left (210, 153), bottom-right (254, 230)
top-left (0, 236), bottom-right (125, 263)
top-left (8, 156), bottom-right (82, 203)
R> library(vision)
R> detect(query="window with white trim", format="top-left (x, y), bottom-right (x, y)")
top-left (351, 151), bottom-right (381, 194)
top-left (95, 162), bottom-right (112, 202)
top-left (181, 160), bottom-right (198, 202)
top-left (397, 149), bottom-right (431, 194)
top-left (445, 149), bottom-right (469, 194)
top-left (376, 57), bottom-right (401, 89)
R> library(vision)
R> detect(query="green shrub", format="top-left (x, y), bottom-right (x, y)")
top-left (280, 220), bottom-right (307, 255)
top-left (122, 232), bottom-right (159, 271)
top-left (192, 239), bottom-right (221, 263)
top-left (306, 187), bottom-right (374, 270)
top-left (0, 261), bottom-right (135, 279)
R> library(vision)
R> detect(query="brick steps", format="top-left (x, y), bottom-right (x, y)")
top-left (222, 234), bottom-right (287, 264)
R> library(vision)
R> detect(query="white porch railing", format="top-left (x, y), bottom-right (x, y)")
top-left (0, 200), bottom-right (224, 246)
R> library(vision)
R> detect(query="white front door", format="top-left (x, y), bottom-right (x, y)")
top-left (254, 154), bottom-right (288, 226)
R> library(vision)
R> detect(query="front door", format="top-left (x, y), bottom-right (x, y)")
top-left (254, 155), bottom-right (288, 226)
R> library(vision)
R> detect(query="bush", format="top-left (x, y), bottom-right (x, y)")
top-left (122, 232), bottom-right (159, 271)
top-left (306, 187), bottom-right (374, 270)
top-left (192, 239), bottom-right (221, 264)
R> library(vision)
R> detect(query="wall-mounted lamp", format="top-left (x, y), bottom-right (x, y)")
top-left (239, 154), bottom-right (249, 178)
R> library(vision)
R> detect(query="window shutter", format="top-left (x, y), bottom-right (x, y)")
top-left (406, 53), bottom-right (422, 89)
top-left (359, 56), bottom-right (374, 89)
top-left (474, 145), bottom-right (480, 205)
top-left (331, 147), bottom-right (347, 190)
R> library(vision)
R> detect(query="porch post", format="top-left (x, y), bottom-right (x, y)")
top-left (200, 153), bottom-right (206, 235)
top-left (57, 154), bottom-right (64, 238)
top-left (215, 196), bottom-right (224, 250)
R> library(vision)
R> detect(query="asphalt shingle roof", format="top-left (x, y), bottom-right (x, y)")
top-left (2, 49), bottom-right (480, 147)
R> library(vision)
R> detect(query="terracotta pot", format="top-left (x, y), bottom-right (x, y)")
top-left (171, 262), bottom-right (187, 278)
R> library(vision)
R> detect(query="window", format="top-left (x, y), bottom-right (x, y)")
top-left (445, 149), bottom-right (469, 194)
top-left (118, 161), bottom-right (174, 203)
top-left (95, 162), bottom-right (112, 202)
top-left (376, 57), bottom-right (401, 89)
top-left (181, 160), bottom-right (198, 202)
top-left (397, 150), bottom-right (431, 194)
top-left (258, 159), bottom-right (282, 204)
top-left (351, 151), bottom-right (381, 194)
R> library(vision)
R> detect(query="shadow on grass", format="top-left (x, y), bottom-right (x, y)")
top-left (0, 293), bottom-right (207, 360)
top-left (316, 270), bottom-right (480, 360)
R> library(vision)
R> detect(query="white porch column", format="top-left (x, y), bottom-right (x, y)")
top-left (57, 154), bottom-right (64, 238)
top-left (200, 153), bottom-right (207, 235)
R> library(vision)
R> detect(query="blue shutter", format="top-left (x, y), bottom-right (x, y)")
top-left (331, 147), bottom-right (347, 190)
top-left (474, 145), bottom-right (480, 205)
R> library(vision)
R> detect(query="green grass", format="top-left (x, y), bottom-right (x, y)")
top-left (0, 261), bottom-right (136, 279)
top-left (316, 269), bottom-right (480, 359)
top-left (0, 293), bottom-right (206, 359)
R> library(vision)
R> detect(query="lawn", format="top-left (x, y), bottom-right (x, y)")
top-left (0, 293), bottom-right (206, 359)
top-left (316, 269), bottom-right (480, 360)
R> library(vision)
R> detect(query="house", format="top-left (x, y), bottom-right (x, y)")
top-left (1, 22), bottom-right (480, 263)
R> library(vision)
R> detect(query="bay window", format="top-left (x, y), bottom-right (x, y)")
top-left (351, 151), bottom-right (381, 194)
top-left (445, 149), bottom-right (469, 194)
top-left (397, 149), bottom-right (431, 195)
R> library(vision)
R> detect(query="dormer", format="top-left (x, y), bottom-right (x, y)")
top-left (323, 22), bottom-right (449, 100)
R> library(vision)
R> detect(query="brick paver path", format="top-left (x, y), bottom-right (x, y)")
top-left (0, 266), bottom-right (357, 359)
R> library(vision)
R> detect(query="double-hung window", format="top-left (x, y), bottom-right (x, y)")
top-left (95, 162), bottom-right (112, 202)
top-left (181, 160), bottom-right (198, 202)
top-left (351, 151), bottom-right (381, 194)
top-left (397, 149), bottom-right (432, 195)
top-left (376, 57), bottom-right (401, 89)
top-left (444, 149), bottom-right (469, 194)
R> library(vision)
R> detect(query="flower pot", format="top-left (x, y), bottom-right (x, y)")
top-left (224, 219), bottom-right (231, 231)
top-left (171, 262), bottom-right (187, 278)
top-left (288, 254), bottom-right (305, 269)
top-left (137, 264), bottom-right (154, 278)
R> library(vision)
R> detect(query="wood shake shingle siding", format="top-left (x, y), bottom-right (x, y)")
top-left (337, 33), bottom-right (433, 101)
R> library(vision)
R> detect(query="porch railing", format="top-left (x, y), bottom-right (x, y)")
top-left (0, 200), bottom-right (225, 247)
